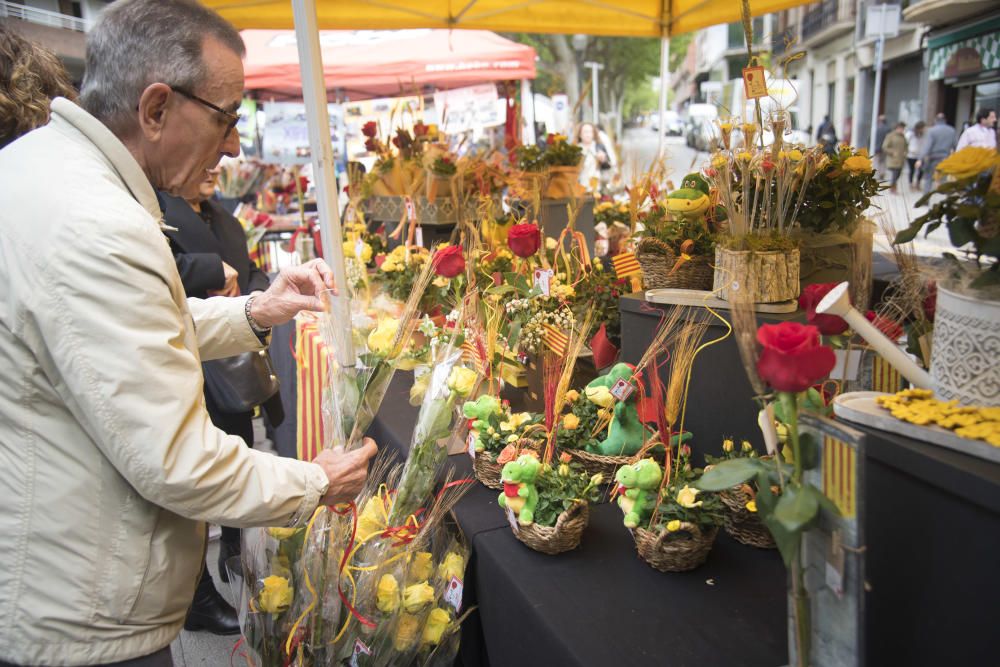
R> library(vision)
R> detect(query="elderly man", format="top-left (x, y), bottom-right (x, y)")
top-left (0, 2), bottom-right (376, 666)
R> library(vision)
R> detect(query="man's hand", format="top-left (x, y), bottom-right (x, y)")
top-left (313, 437), bottom-right (378, 505)
top-left (208, 262), bottom-right (240, 297)
top-left (250, 258), bottom-right (336, 328)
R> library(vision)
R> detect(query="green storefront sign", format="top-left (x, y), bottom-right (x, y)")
top-left (928, 18), bottom-right (1000, 81)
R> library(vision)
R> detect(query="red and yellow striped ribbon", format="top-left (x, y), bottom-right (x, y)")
top-left (611, 252), bottom-right (642, 279)
top-left (295, 318), bottom-right (328, 462)
top-left (542, 324), bottom-right (569, 357)
top-left (822, 435), bottom-right (856, 519)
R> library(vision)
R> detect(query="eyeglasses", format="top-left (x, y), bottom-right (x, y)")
top-left (171, 86), bottom-right (241, 135)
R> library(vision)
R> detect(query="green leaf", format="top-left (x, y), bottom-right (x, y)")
top-left (755, 471), bottom-right (777, 514)
top-left (804, 483), bottom-right (841, 518)
top-left (774, 484), bottom-right (819, 533)
top-left (763, 514), bottom-right (801, 567)
top-left (970, 269), bottom-right (1000, 289)
top-left (696, 458), bottom-right (762, 491)
top-left (948, 219), bottom-right (977, 247)
top-left (799, 432), bottom-right (820, 471)
top-left (893, 221), bottom-right (922, 245)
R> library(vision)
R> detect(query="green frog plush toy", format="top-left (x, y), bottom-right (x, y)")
top-left (498, 454), bottom-right (541, 526)
top-left (462, 395), bottom-right (502, 454)
top-left (615, 459), bottom-right (663, 528)
top-left (583, 363), bottom-right (646, 457)
top-left (665, 172), bottom-right (711, 219)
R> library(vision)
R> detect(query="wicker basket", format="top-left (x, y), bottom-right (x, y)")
top-left (473, 453), bottom-right (503, 490)
top-left (564, 448), bottom-right (630, 480)
top-left (512, 501), bottom-right (589, 555)
top-left (633, 522), bottom-right (718, 572)
top-left (637, 241), bottom-right (714, 291)
top-left (720, 487), bottom-right (776, 549)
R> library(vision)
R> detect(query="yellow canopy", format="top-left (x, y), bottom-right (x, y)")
top-left (201, 0), bottom-right (807, 38)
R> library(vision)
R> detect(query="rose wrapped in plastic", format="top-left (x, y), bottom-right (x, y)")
top-left (756, 322), bottom-right (836, 393)
top-left (507, 223), bottom-right (541, 258)
top-left (797, 283), bottom-right (849, 336)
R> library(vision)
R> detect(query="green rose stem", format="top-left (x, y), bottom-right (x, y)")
top-left (779, 390), bottom-right (810, 667)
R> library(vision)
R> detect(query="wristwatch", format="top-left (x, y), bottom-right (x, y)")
top-left (245, 296), bottom-right (271, 337)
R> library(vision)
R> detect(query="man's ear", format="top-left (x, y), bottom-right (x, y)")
top-left (136, 83), bottom-right (172, 142)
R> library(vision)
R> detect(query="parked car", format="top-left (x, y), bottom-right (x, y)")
top-left (651, 110), bottom-right (685, 136)
top-left (686, 118), bottom-right (716, 152)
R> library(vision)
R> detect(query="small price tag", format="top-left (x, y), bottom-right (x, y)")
top-left (610, 378), bottom-right (634, 401)
top-left (415, 226), bottom-right (424, 247)
top-left (742, 65), bottom-right (767, 99)
top-left (505, 507), bottom-right (520, 534)
top-left (350, 639), bottom-right (372, 667)
top-left (533, 268), bottom-right (553, 296)
top-left (404, 196), bottom-right (416, 222)
top-left (444, 575), bottom-right (464, 612)
top-left (354, 238), bottom-right (365, 260)
top-left (467, 432), bottom-right (477, 460)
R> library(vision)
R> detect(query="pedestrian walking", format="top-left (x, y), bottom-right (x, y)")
top-left (955, 108), bottom-right (997, 151)
top-left (918, 113), bottom-right (957, 194)
top-left (882, 122), bottom-right (908, 193)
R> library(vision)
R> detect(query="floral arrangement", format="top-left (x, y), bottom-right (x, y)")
top-left (895, 146), bottom-right (1000, 289)
top-left (555, 388), bottom-right (604, 452)
top-left (377, 245), bottom-right (432, 303)
top-left (707, 113), bottom-right (824, 250)
top-left (875, 388), bottom-right (1000, 446)
top-left (570, 258), bottom-right (625, 343)
top-left (513, 134), bottom-right (583, 172)
top-left (463, 395), bottom-right (543, 459)
top-left (531, 454), bottom-right (603, 527)
top-left (594, 200), bottom-right (631, 227)
top-left (647, 464), bottom-right (725, 536)
top-left (637, 199), bottom-right (716, 257)
top-left (794, 145), bottom-right (882, 234)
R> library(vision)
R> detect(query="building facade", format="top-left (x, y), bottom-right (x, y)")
top-left (2, 0), bottom-right (112, 81)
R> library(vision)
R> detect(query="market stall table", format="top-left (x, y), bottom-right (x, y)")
top-left (366, 374), bottom-right (788, 667)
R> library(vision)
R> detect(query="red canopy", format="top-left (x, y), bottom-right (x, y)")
top-left (242, 29), bottom-right (536, 100)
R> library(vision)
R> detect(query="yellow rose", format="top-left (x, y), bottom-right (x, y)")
top-left (736, 151), bottom-right (753, 162)
top-left (787, 149), bottom-right (803, 161)
top-left (558, 463), bottom-right (571, 476)
top-left (421, 607), bottom-right (451, 646)
top-left (403, 581), bottom-right (435, 612)
top-left (438, 552), bottom-right (465, 583)
top-left (585, 385), bottom-right (614, 408)
top-left (358, 496), bottom-right (388, 540)
top-left (741, 439), bottom-right (753, 452)
top-left (562, 413), bottom-right (580, 430)
top-left (396, 355), bottom-right (419, 371)
top-left (843, 155), bottom-right (873, 173)
top-left (447, 366), bottom-right (478, 397)
top-left (666, 519), bottom-right (681, 532)
top-left (676, 485), bottom-right (703, 508)
top-left (410, 552), bottom-right (434, 582)
top-left (746, 500), bottom-right (758, 513)
top-left (267, 527), bottom-right (300, 540)
top-left (711, 155), bottom-right (728, 169)
top-left (722, 438), bottom-right (734, 453)
top-left (258, 575), bottom-right (293, 615)
top-left (565, 389), bottom-right (579, 402)
top-left (394, 613), bottom-right (420, 651)
top-left (545, 237), bottom-right (559, 250)
top-left (432, 276), bottom-right (449, 288)
top-left (409, 371), bottom-right (431, 406)
top-left (376, 574), bottom-right (400, 613)
top-left (367, 317), bottom-right (400, 356)
top-left (380, 259), bottom-right (399, 273)
top-left (935, 146), bottom-right (1000, 180)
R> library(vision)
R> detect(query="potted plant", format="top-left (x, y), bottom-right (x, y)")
top-left (793, 145), bottom-right (882, 308)
top-left (894, 147), bottom-right (1000, 405)
top-left (541, 134), bottom-right (584, 199)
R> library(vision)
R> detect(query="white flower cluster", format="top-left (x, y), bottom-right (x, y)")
top-left (519, 306), bottom-right (575, 355)
top-left (344, 257), bottom-right (366, 290)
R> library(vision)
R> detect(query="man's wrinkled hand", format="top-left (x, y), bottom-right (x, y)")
top-left (313, 437), bottom-right (378, 505)
top-left (249, 258), bottom-right (336, 328)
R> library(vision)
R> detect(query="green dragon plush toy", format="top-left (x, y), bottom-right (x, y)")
top-left (615, 459), bottom-right (663, 528)
top-left (463, 395), bottom-right (502, 453)
top-left (583, 363), bottom-right (646, 457)
top-left (497, 454), bottom-right (541, 526)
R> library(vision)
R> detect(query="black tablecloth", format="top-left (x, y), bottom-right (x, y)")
top-left (365, 374), bottom-right (788, 667)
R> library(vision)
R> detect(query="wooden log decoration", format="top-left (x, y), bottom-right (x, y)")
top-left (713, 246), bottom-right (800, 303)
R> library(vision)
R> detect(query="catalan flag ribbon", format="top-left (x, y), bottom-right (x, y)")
top-left (611, 252), bottom-right (642, 279)
top-left (822, 435), bottom-right (856, 519)
top-left (871, 353), bottom-right (904, 394)
top-left (541, 324), bottom-right (569, 357)
top-left (295, 318), bottom-right (328, 462)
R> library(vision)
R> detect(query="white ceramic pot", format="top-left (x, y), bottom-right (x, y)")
top-left (930, 285), bottom-right (1000, 406)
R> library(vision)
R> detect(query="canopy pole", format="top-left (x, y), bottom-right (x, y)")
top-left (657, 35), bottom-right (670, 158)
top-left (521, 78), bottom-right (536, 146)
top-left (291, 0), bottom-right (346, 291)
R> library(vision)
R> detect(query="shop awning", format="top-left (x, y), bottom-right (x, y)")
top-left (202, 0), bottom-right (809, 38)
top-left (242, 29), bottom-right (536, 100)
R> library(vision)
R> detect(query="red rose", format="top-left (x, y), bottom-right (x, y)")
top-left (364, 138), bottom-right (377, 152)
top-left (433, 245), bottom-right (465, 278)
top-left (362, 121), bottom-right (378, 138)
top-left (923, 280), bottom-right (937, 322)
top-left (798, 283), bottom-right (849, 336)
top-left (413, 121), bottom-right (428, 137)
top-left (865, 310), bottom-right (904, 342)
top-left (756, 322), bottom-right (836, 393)
top-left (507, 223), bottom-right (541, 258)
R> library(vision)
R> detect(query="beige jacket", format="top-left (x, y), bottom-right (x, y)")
top-left (0, 98), bottom-right (329, 666)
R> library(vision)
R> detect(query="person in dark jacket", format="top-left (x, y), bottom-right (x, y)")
top-left (160, 167), bottom-right (281, 635)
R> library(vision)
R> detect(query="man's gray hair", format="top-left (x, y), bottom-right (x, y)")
top-left (79, 0), bottom-right (244, 131)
